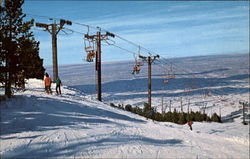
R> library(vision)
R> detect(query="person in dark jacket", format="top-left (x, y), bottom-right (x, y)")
top-left (54, 77), bottom-right (62, 95)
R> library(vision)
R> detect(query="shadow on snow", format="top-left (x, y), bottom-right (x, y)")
top-left (5, 134), bottom-right (183, 158)
top-left (0, 95), bottom-right (145, 136)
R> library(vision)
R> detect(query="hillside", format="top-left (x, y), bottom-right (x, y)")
top-left (0, 79), bottom-right (249, 158)
top-left (1, 53), bottom-right (249, 158)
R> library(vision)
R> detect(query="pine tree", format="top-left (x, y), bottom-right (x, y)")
top-left (1, 0), bottom-right (17, 97)
top-left (18, 29), bottom-right (45, 80)
top-left (0, 30), bottom-right (5, 85)
top-left (211, 113), bottom-right (221, 123)
top-left (0, 0), bottom-right (45, 97)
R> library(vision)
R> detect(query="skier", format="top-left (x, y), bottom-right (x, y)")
top-left (187, 121), bottom-right (193, 131)
top-left (132, 64), bottom-right (140, 74)
top-left (54, 77), bottom-right (62, 95)
top-left (44, 73), bottom-right (52, 94)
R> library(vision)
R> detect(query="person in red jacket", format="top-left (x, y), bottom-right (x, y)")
top-left (187, 121), bottom-right (193, 131)
top-left (44, 73), bottom-right (52, 94)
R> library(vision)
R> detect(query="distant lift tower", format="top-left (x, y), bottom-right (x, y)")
top-left (139, 54), bottom-right (160, 109)
top-left (36, 19), bottom-right (72, 80)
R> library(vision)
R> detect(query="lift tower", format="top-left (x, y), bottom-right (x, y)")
top-left (139, 55), bottom-right (160, 109)
top-left (84, 31), bottom-right (115, 101)
top-left (36, 19), bottom-right (72, 80)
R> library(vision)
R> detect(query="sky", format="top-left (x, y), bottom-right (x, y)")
top-left (23, 1), bottom-right (249, 66)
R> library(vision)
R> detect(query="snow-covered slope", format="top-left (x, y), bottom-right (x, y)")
top-left (0, 79), bottom-right (249, 158)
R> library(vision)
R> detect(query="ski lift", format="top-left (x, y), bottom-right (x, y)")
top-left (207, 92), bottom-right (212, 97)
top-left (167, 63), bottom-right (176, 79)
top-left (204, 90), bottom-right (212, 97)
top-left (163, 79), bottom-right (169, 83)
top-left (203, 90), bottom-right (212, 99)
top-left (86, 51), bottom-right (96, 62)
top-left (163, 68), bottom-right (174, 84)
top-left (132, 64), bottom-right (141, 74)
top-left (191, 76), bottom-right (197, 89)
top-left (184, 88), bottom-right (191, 93)
top-left (169, 74), bottom-right (176, 79)
top-left (191, 86), bottom-right (197, 89)
top-left (132, 59), bottom-right (143, 74)
top-left (132, 47), bottom-right (143, 74)
top-left (167, 70), bottom-right (176, 79)
top-left (84, 34), bottom-right (96, 62)
top-left (163, 69), bottom-right (169, 83)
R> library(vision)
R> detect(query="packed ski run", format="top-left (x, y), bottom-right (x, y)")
top-left (0, 77), bottom-right (249, 158)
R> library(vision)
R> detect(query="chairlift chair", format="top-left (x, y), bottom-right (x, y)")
top-left (84, 35), bottom-right (96, 62)
top-left (132, 62), bottom-right (142, 74)
top-left (207, 92), bottom-right (212, 97)
top-left (170, 74), bottom-right (176, 79)
top-left (167, 70), bottom-right (176, 79)
top-left (86, 51), bottom-right (96, 62)
top-left (168, 64), bottom-right (176, 79)
top-left (163, 69), bottom-right (170, 83)
top-left (163, 79), bottom-right (169, 83)
top-left (191, 77), bottom-right (197, 89)
top-left (132, 53), bottom-right (143, 74)
top-left (191, 86), bottom-right (197, 89)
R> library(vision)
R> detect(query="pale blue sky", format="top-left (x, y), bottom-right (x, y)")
top-left (23, 1), bottom-right (249, 66)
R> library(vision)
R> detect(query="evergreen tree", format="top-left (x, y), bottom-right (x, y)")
top-left (178, 113), bottom-right (187, 124)
top-left (211, 113), bottom-right (221, 123)
top-left (125, 104), bottom-right (132, 112)
top-left (0, 0), bottom-right (19, 97)
top-left (143, 103), bottom-right (151, 113)
top-left (0, 30), bottom-right (5, 85)
top-left (0, 0), bottom-right (45, 97)
top-left (18, 33), bottom-right (45, 80)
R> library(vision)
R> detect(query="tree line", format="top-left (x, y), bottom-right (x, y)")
top-left (110, 102), bottom-right (222, 124)
top-left (0, 0), bottom-right (45, 98)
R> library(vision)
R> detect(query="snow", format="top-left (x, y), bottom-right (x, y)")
top-left (1, 54), bottom-right (249, 158)
top-left (0, 78), bottom-right (249, 158)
